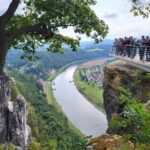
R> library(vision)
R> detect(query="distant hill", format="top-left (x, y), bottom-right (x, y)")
top-left (80, 39), bottom-right (113, 46)
top-left (6, 42), bottom-right (112, 79)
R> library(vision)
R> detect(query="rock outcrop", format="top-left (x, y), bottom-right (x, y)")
top-left (86, 134), bottom-right (134, 150)
top-left (0, 75), bottom-right (31, 150)
top-left (103, 61), bottom-right (150, 121)
top-left (87, 60), bottom-right (150, 150)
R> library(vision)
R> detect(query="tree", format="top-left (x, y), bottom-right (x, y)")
top-left (0, 0), bottom-right (108, 73)
top-left (131, 0), bottom-right (150, 17)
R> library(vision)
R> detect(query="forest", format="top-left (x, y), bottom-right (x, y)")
top-left (8, 70), bottom-right (86, 150)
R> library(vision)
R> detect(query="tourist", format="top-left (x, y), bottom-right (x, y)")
top-left (113, 36), bottom-right (150, 62)
top-left (138, 36), bottom-right (145, 61)
top-left (145, 37), bottom-right (150, 62)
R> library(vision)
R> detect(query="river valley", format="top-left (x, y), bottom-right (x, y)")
top-left (52, 65), bottom-right (108, 137)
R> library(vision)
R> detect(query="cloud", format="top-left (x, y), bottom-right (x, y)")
top-left (103, 13), bottom-right (118, 19)
top-left (107, 18), bottom-right (150, 39)
top-left (1, 0), bottom-right (150, 41)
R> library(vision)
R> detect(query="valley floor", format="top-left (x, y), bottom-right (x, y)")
top-left (74, 69), bottom-right (104, 111)
top-left (73, 59), bottom-right (108, 111)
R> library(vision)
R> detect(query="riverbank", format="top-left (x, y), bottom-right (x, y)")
top-left (74, 58), bottom-right (114, 112)
top-left (44, 56), bottom-right (106, 107)
top-left (74, 68), bottom-right (104, 112)
top-left (52, 65), bottom-right (108, 136)
top-left (44, 70), bottom-right (85, 139)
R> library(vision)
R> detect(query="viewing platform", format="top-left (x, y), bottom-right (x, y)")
top-left (111, 44), bottom-right (150, 72)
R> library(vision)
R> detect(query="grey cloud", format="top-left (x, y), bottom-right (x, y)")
top-left (103, 13), bottom-right (118, 19)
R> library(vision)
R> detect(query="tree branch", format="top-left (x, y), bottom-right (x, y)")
top-left (0, 0), bottom-right (20, 26)
top-left (8, 23), bottom-right (75, 42)
top-left (9, 24), bottom-right (55, 42)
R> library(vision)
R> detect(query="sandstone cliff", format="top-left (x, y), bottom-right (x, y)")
top-left (86, 134), bottom-right (134, 150)
top-left (103, 61), bottom-right (150, 121)
top-left (87, 60), bottom-right (150, 150)
top-left (0, 75), bottom-right (31, 150)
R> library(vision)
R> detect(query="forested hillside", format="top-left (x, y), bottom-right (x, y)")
top-left (8, 70), bottom-right (86, 150)
top-left (4, 42), bottom-right (111, 149)
top-left (6, 42), bottom-right (111, 79)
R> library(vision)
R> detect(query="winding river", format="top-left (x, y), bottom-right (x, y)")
top-left (52, 65), bottom-right (108, 137)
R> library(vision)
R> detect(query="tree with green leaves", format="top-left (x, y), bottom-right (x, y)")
top-left (131, 0), bottom-right (150, 17)
top-left (0, 0), bottom-right (109, 73)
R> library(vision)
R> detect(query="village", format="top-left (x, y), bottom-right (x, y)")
top-left (79, 61), bottom-right (104, 87)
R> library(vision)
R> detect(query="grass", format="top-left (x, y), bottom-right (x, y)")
top-left (74, 68), bottom-right (104, 111)
top-left (44, 81), bottom-right (63, 112)
top-left (47, 71), bottom-right (58, 81)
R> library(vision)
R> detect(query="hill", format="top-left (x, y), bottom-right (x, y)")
top-left (6, 42), bottom-right (112, 79)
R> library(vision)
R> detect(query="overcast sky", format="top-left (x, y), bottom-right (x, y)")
top-left (0, 0), bottom-right (150, 41)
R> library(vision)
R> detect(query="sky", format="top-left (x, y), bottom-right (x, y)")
top-left (0, 0), bottom-right (150, 40)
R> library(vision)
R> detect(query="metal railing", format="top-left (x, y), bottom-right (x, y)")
top-left (111, 44), bottom-right (150, 63)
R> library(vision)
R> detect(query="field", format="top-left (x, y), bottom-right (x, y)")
top-left (74, 69), bottom-right (104, 111)
top-left (80, 59), bottom-right (106, 69)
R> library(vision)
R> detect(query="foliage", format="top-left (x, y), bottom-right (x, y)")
top-left (131, 0), bottom-right (150, 18)
top-left (7, 144), bottom-right (17, 150)
top-left (135, 70), bottom-right (150, 85)
top-left (4, 0), bottom-right (108, 61)
top-left (27, 106), bottom-right (49, 142)
top-left (28, 139), bottom-right (42, 150)
top-left (44, 139), bottom-right (57, 150)
top-left (9, 71), bottom-right (86, 150)
top-left (0, 144), bottom-right (16, 150)
top-left (109, 87), bottom-right (150, 144)
top-left (0, 145), bottom-right (4, 150)
top-left (10, 84), bottom-right (18, 103)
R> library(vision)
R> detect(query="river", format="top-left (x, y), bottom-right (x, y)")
top-left (52, 65), bottom-right (108, 137)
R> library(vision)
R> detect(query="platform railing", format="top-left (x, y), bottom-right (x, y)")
top-left (111, 44), bottom-right (150, 63)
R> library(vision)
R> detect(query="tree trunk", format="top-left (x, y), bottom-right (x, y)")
top-left (0, 37), bottom-right (8, 74)
top-left (0, 29), bottom-right (10, 143)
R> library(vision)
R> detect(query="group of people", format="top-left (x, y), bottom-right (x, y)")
top-left (113, 36), bottom-right (150, 62)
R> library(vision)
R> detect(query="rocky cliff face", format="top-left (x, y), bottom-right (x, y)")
top-left (0, 75), bottom-right (31, 150)
top-left (86, 61), bottom-right (150, 150)
top-left (103, 61), bottom-right (150, 121)
top-left (86, 134), bottom-right (134, 150)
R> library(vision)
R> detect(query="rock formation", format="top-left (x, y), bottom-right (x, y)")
top-left (0, 75), bottom-right (31, 150)
top-left (103, 61), bottom-right (150, 121)
top-left (86, 134), bottom-right (134, 150)
top-left (87, 60), bottom-right (150, 150)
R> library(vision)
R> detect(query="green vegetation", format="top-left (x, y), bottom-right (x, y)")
top-left (131, 0), bottom-right (150, 18)
top-left (109, 87), bottom-right (150, 146)
top-left (28, 139), bottom-right (42, 150)
top-left (45, 69), bottom-right (83, 137)
top-left (0, 0), bottom-right (108, 73)
top-left (7, 48), bottom-right (110, 80)
top-left (8, 71), bottom-right (86, 150)
top-left (74, 68), bottom-right (104, 111)
top-left (0, 144), bottom-right (16, 150)
top-left (44, 82), bottom-right (54, 105)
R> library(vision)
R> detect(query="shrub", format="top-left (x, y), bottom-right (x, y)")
top-left (110, 87), bottom-right (150, 144)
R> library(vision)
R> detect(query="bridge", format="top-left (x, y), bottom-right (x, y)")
top-left (111, 44), bottom-right (150, 72)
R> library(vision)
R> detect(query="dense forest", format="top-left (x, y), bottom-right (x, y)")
top-left (8, 70), bottom-right (86, 150)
